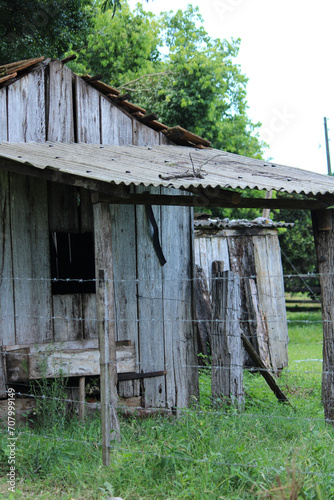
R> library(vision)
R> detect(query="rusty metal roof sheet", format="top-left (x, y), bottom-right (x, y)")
top-left (1, 141), bottom-right (334, 196)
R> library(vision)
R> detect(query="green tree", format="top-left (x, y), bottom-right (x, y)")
top-left (120, 6), bottom-right (265, 157)
top-left (0, 0), bottom-right (97, 64)
top-left (68, 0), bottom-right (161, 85)
top-left (66, 2), bottom-right (265, 159)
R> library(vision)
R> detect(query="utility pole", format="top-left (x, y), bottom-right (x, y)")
top-left (324, 117), bottom-right (332, 175)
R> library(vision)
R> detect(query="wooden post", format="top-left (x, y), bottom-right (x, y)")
top-left (211, 263), bottom-right (244, 408)
top-left (78, 376), bottom-right (86, 422)
top-left (312, 208), bottom-right (334, 423)
top-left (0, 352), bottom-right (6, 399)
top-left (93, 199), bottom-right (121, 465)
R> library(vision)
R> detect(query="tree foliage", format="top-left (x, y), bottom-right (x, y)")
top-left (68, 1), bottom-right (161, 86)
top-left (0, 0), bottom-right (98, 64)
top-left (66, 2), bottom-right (265, 158)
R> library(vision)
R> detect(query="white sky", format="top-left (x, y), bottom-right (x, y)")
top-left (129, 0), bottom-right (334, 174)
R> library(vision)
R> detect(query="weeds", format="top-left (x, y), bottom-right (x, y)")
top-left (0, 310), bottom-right (333, 499)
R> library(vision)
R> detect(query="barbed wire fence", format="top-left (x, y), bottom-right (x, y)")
top-left (0, 270), bottom-right (332, 483)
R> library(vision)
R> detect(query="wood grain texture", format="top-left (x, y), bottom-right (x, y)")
top-left (7, 67), bottom-right (46, 142)
top-left (93, 201), bottom-right (120, 450)
top-left (312, 208), bottom-right (334, 423)
top-left (161, 189), bottom-right (198, 409)
top-left (0, 87), bottom-right (7, 140)
top-left (48, 182), bottom-right (79, 233)
top-left (53, 294), bottom-right (83, 342)
top-left (245, 278), bottom-right (271, 369)
top-left (0, 171), bottom-right (15, 346)
top-left (82, 293), bottom-right (98, 339)
top-left (136, 185), bottom-right (165, 407)
top-left (47, 61), bottom-right (74, 142)
top-left (194, 264), bottom-right (212, 358)
top-left (48, 182), bottom-right (83, 342)
top-left (100, 96), bottom-right (133, 145)
top-left (227, 235), bottom-right (257, 358)
top-left (211, 269), bottom-right (244, 407)
top-left (133, 121), bottom-right (160, 146)
top-left (75, 76), bottom-right (101, 144)
top-left (195, 235), bottom-right (230, 301)
top-left (10, 173), bottom-right (52, 344)
top-left (4, 342), bottom-right (135, 381)
top-left (253, 234), bottom-right (289, 371)
top-left (110, 202), bottom-right (139, 398)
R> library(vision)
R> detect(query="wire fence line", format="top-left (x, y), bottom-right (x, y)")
top-left (2, 389), bottom-right (331, 418)
top-left (1, 428), bottom-right (334, 480)
top-left (0, 271), bottom-right (329, 282)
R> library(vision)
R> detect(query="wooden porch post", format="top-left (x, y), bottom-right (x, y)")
top-left (312, 208), bottom-right (334, 423)
top-left (93, 199), bottom-right (121, 465)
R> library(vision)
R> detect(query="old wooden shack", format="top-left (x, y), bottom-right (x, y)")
top-left (0, 57), bottom-right (201, 411)
top-left (194, 218), bottom-right (293, 372)
top-left (2, 57), bottom-right (334, 426)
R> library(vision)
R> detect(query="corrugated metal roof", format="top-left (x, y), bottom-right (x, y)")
top-left (1, 141), bottom-right (334, 196)
top-left (194, 218), bottom-right (294, 229)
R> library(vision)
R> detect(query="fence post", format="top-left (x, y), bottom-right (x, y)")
top-left (211, 263), bottom-right (244, 408)
top-left (312, 208), bottom-right (334, 423)
top-left (93, 199), bottom-right (121, 465)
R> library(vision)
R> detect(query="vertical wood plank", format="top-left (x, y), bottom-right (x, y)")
top-left (10, 173), bottom-right (52, 344)
top-left (227, 236), bottom-right (257, 358)
top-left (133, 121), bottom-right (160, 146)
top-left (0, 171), bottom-right (15, 346)
top-left (82, 294), bottom-right (98, 339)
top-left (53, 295), bottom-right (83, 342)
top-left (7, 68), bottom-right (46, 142)
top-left (93, 201), bottom-right (121, 457)
top-left (47, 61), bottom-right (74, 142)
top-left (312, 209), bottom-right (334, 423)
top-left (161, 188), bottom-right (198, 409)
top-left (48, 182), bottom-right (83, 341)
top-left (75, 76), bottom-right (101, 144)
top-left (211, 269), bottom-right (243, 408)
top-left (253, 234), bottom-right (289, 372)
top-left (100, 96), bottom-right (133, 145)
top-left (110, 203), bottom-right (139, 398)
top-left (136, 185), bottom-right (165, 407)
top-left (48, 183), bottom-right (79, 233)
top-left (245, 278), bottom-right (271, 369)
top-left (0, 87), bottom-right (7, 140)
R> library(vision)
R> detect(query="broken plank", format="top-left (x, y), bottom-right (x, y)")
top-left (241, 334), bottom-right (291, 405)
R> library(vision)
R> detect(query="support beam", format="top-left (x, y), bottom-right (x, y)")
top-left (93, 200), bottom-right (121, 465)
top-left (91, 191), bottom-right (327, 211)
top-left (312, 208), bottom-right (334, 424)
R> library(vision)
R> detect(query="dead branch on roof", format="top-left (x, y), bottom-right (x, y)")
top-left (159, 153), bottom-right (227, 181)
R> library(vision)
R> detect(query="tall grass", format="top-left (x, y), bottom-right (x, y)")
top-left (1, 311), bottom-right (333, 499)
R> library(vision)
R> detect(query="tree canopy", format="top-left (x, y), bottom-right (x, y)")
top-left (66, 1), bottom-right (265, 158)
top-left (0, 0), bottom-right (98, 64)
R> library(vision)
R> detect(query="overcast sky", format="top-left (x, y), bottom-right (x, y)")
top-left (129, 0), bottom-right (334, 174)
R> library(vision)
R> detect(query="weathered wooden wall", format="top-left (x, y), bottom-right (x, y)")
top-left (194, 227), bottom-right (289, 370)
top-left (0, 60), bottom-right (198, 408)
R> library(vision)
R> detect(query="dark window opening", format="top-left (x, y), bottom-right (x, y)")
top-left (50, 232), bottom-right (95, 294)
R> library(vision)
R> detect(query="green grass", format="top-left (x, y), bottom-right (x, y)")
top-left (1, 311), bottom-right (333, 499)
